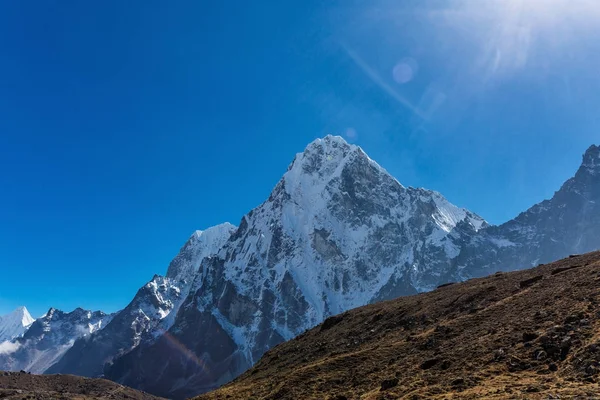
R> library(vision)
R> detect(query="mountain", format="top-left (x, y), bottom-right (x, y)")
top-left (455, 144), bottom-right (600, 279)
top-left (42, 137), bottom-right (600, 399)
top-left (0, 370), bottom-right (165, 400)
top-left (103, 136), bottom-right (490, 398)
top-left (0, 307), bottom-right (112, 374)
top-left (198, 251), bottom-right (600, 400)
top-left (0, 307), bottom-right (34, 343)
top-left (46, 223), bottom-right (236, 378)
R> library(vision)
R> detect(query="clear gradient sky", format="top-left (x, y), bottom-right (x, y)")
top-left (1, 0), bottom-right (599, 317)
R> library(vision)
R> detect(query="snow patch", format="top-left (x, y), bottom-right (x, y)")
top-left (490, 237), bottom-right (517, 248)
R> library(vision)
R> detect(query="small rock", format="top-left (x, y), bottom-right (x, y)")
top-left (493, 348), bottom-right (506, 362)
top-left (440, 359), bottom-right (451, 370)
top-left (564, 312), bottom-right (587, 325)
top-left (525, 386), bottom-right (541, 393)
top-left (380, 378), bottom-right (399, 391)
top-left (533, 349), bottom-right (547, 361)
top-left (523, 332), bottom-right (539, 342)
top-left (320, 315), bottom-right (344, 331)
top-left (586, 365), bottom-right (597, 375)
top-left (519, 275), bottom-right (543, 289)
top-left (420, 358), bottom-right (439, 370)
top-left (451, 377), bottom-right (465, 386)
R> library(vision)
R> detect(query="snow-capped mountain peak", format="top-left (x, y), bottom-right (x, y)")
top-left (284, 135), bottom-right (398, 199)
top-left (0, 306), bottom-right (34, 342)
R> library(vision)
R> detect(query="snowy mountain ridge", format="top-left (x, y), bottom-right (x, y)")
top-left (44, 222), bottom-right (236, 378)
top-left (0, 307), bottom-right (112, 373)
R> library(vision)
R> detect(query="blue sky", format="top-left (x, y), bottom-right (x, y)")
top-left (1, 0), bottom-right (599, 317)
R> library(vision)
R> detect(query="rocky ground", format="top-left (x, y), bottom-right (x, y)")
top-left (0, 370), bottom-right (164, 399)
top-left (198, 251), bottom-right (600, 399)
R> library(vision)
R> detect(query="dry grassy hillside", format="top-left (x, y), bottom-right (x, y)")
top-left (198, 251), bottom-right (600, 399)
top-left (0, 370), bottom-right (165, 399)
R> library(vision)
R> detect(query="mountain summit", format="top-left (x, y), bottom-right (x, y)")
top-left (0, 307), bottom-right (34, 343)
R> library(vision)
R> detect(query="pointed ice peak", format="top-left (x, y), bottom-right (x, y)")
top-left (20, 307), bottom-right (34, 327)
top-left (297, 135), bottom-right (359, 170)
top-left (429, 190), bottom-right (487, 232)
top-left (0, 306), bottom-right (34, 342)
top-left (8, 306), bottom-right (34, 327)
top-left (581, 144), bottom-right (600, 175)
top-left (284, 135), bottom-right (396, 198)
top-left (306, 134), bottom-right (357, 151)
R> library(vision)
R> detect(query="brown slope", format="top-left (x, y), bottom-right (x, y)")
top-left (0, 370), bottom-right (165, 400)
top-left (197, 251), bottom-right (600, 400)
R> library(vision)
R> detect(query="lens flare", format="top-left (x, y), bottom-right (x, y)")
top-left (344, 127), bottom-right (357, 140)
top-left (159, 329), bottom-right (213, 377)
top-left (392, 58), bottom-right (418, 84)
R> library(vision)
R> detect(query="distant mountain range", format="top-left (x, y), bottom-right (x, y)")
top-left (0, 307), bottom-right (112, 373)
top-left (1, 136), bottom-right (599, 399)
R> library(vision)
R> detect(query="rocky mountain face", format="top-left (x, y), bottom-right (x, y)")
top-left (0, 307), bottom-right (34, 343)
top-left (21, 137), bottom-right (599, 399)
top-left (0, 308), bottom-right (112, 374)
top-left (45, 224), bottom-right (236, 378)
top-left (456, 144), bottom-right (600, 280)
